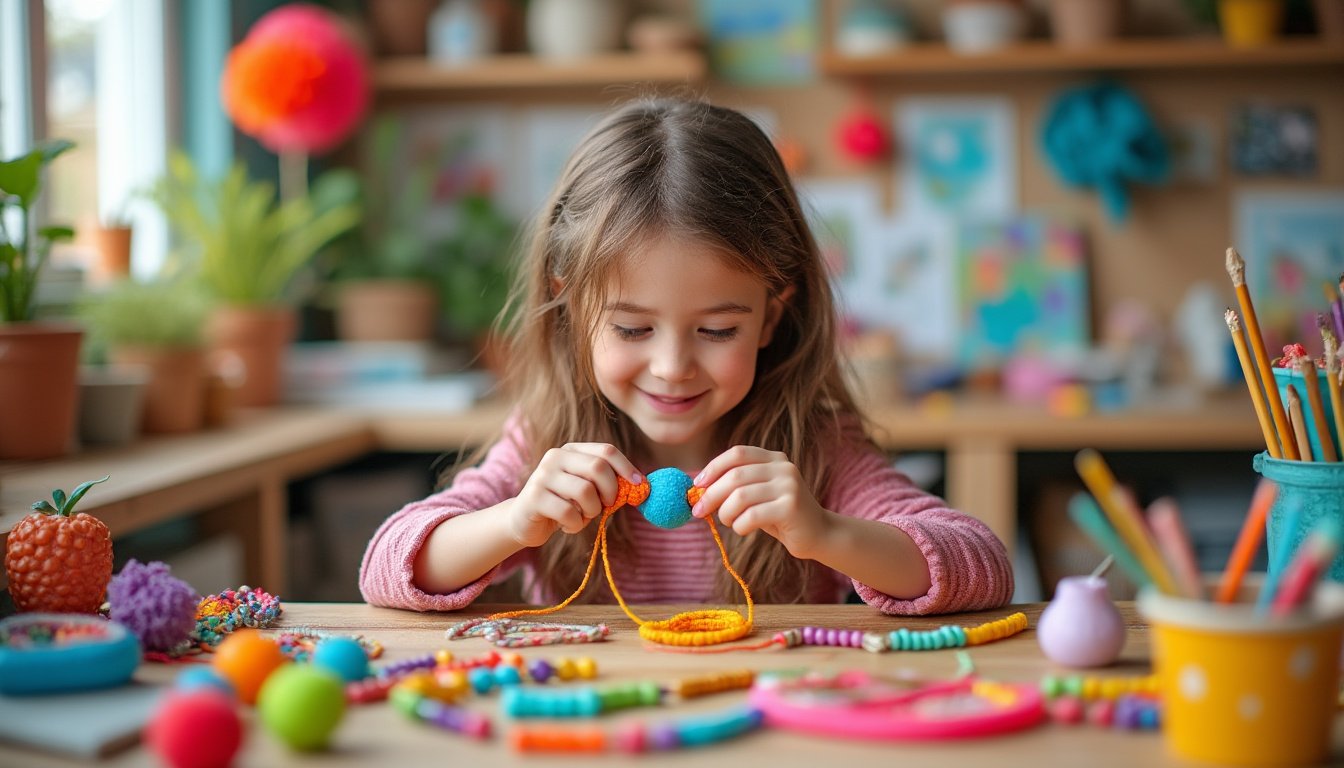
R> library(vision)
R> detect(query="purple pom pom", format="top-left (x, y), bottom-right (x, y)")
top-left (107, 559), bottom-right (199, 652)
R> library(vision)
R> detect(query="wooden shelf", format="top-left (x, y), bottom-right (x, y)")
top-left (821, 38), bottom-right (1344, 76)
top-left (374, 50), bottom-right (708, 94)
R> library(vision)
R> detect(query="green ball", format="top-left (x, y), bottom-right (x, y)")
top-left (257, 664), bottom-right (345, 751)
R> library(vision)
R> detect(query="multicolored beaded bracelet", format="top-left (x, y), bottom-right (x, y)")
top-left (508, 705), bottom-right (764, 754)
top-left (445, 617), bottom-right (609, 648)
top-left (191, 586), bottom-right (282, 649)
top-left (655, 612), bottom-right (1030, 654)
top-left (273, 626), bottom-right (384, 663)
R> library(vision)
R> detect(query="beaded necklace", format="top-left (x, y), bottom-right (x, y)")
top-left (489, 470), bottom-right (755, 647)
top-left (647, 612), bottom-right (1029, 654)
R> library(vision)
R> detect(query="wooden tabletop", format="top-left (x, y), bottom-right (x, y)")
top-left (7, 601), bottom-right (1336, 768)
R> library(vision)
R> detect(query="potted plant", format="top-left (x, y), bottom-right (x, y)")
top-left (0, 139), bottom-right (81, 460)
top-left (77, 279), bottom-right (210, 435)
top-left (88, 195), bottom-right (135, 285)
top-left (329, 116), bottom-right (440, 343)
top-left (437, 191), bottom-right (518, 373)
top-left (151, 152), bottom-right (359, 407)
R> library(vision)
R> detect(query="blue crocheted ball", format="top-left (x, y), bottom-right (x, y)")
top-left (637, 467), bottom-right (695, 529)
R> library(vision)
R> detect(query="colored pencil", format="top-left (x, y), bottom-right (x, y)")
top-left (1286, 384), bottom-right (1314, 462)
top-left (1321, 326), bottom-right (1344, 455)
top-left (1074, 449), bottom-right (1178, 595)
top-left (1226, 309), bottom-right (1282, 459)
top-left (1295, 357), bottom-right (1337, 461)
top-left (1216, 479), bottom-right (1277, 604)
top-left (1226, 248), bottom-right (1298, 460)
top-left (1066, 493), bottom-right (1152, 591)
top-left (1270, 521), bottom-right (1341, 617)
top-left (1147, 497), bottom-right (1204, 599)
top-left (1256, 497), bottom-right (1304, 613)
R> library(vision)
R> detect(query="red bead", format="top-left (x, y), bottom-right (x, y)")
top-left (145, 690), bottom-right (242, 768)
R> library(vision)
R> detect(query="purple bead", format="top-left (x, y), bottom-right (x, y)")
top-left (802, 627), bottom-right (815, 644)
top-left (647, 724), bottom-right (680, 751)
top-left (528, 659), bottom-right (553, 683)
top-left (825, 629), bottom-right (838, 646)
top-left (849, 630), bottom-right (863, 647)
top-left (1113, 695), bottom-right (1141, 729)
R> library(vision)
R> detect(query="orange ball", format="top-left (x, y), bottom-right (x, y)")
top-left (212, 630), bottom-right (288, 705)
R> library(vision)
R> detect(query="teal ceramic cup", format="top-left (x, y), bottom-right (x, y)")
top-left (1255, 452), bottom-right (1344, 582)
top-left (1271, 367), bottom-right (1338, 461)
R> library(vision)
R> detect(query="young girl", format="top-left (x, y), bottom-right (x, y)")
top-left (360, 98), bottom-right (1013, 615)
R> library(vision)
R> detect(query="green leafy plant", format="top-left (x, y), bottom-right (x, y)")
top-left (151, 151), bottom-right (361, 306)
top-left (77, 279), bottom-right (209, 350)
top-left (439, 193), bottom-right (518, 339)
top-left (31, 475), bottom-right (110, 516)
top-left (0, 140), bottom-right (76, 323)
top-left (330, 116), bottom-right (441, 282)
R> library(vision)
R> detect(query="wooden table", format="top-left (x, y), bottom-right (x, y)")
top-left (11, 601), bottom-right (1328, 768)
top-left (1, 394), bottom-right (1264, 593)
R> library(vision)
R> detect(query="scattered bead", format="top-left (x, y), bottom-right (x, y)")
top-left (668, 670), bottom-right (755, 699)
top-left (510, 725), bottom-right (606, 753)
top-left (389, 687), bottom-right (491, 739)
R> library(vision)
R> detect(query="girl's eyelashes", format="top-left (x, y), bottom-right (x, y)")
top-left (612, 324), bottom-right (650, 340)
top-left (609, 325), bottom-right (739, 341)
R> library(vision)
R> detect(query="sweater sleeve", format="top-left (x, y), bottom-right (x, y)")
top-left (823, 426), bottom-right (1015, 615)
top-left (358, 418), bottom-right (533, 611)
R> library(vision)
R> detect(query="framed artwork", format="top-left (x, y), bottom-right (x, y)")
top-left (895, 97), bottom-right (1017, 219)
top-left (697, 0), bottom-right (818, 85)
top-left (1231, 104), bottom-right (1318, 177)
top-left (1236, 191), bottom-right (1344, 355)
top-left (955, 216), bottom-right (1090, 367)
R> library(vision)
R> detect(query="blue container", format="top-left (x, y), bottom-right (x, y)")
top-left (1272, 367), bottom-right (1338, 461)
top-left (1255, 452), bottom-right (1344, 582)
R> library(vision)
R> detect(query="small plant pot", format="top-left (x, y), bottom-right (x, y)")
top-left (110, 346), bottom-right (206, 434)
top-left (1218, 0), bottom-right (1285, 47)
top-left (77, 365), bottom-right (148, 445)
top-left (527, 0), bottom-right (624, 59)
top-left (336, 280), bottom-right (438, 343)
top-left (90, 225), bottom-right (133, 285)
top-left (943, 0), bottom-right (1027, 54)
top-left (1049, 0), bottom-right (1127, 47)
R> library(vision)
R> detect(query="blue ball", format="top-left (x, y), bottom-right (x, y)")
top-left (311, 637), bottom-right (369, 682)
top-left (638, 467), bottom-right (695, 529)
top-left (174, 666), bottom-right (235, 697)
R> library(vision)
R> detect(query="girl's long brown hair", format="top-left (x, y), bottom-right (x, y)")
top-left (476, 97), bottom-right (868, 604)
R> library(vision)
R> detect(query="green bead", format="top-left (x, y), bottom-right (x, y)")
top-left (258, 665), bottom-right (346, 751)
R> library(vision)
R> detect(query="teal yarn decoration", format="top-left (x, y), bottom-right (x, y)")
top-left (637, 468), bottom-right (695, 529)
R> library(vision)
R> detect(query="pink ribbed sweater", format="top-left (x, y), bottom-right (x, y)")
top-left (359, 418), bottom-right (1014, 615)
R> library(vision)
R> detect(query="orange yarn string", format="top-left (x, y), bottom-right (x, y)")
top-left (489, 476), bottom-right (754, 647)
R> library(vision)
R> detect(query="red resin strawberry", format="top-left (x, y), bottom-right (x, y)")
top-left (5, 476), bottom-right (113, 613)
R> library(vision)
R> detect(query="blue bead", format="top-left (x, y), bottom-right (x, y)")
top-left (493, 665), bottom-right (522, 686)
top-left (468, 666), bottom-right (495, 694)
top-left (637, 468), bottom-right (695, 529)
top-left (174, 666), bottom-right (235, 697)
top-left (311, 637), bottom-right (370, 682)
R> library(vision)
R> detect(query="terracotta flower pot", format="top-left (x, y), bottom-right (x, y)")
top-left (109, 346), bottom-right (206, 434)
top-left (208, 306), bottom-right (296, 408)
top-left (365, 0), bottom-right (437, 56)
top-left (90, 225), bottom-right (133, 285)
top-left (1050, 0), bottom-right (1127, 47)
top-left (0, 323), bottom-right (82, 460)
top-left (336, 280), bottom-right (438, 342)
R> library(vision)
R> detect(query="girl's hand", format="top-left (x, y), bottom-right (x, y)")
top-left (691, 446), bottom-right (833, 559)
top-left (509, 444), bottom-right (643, 548)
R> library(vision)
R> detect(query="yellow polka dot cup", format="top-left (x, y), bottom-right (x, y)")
top-left (1139, 583), bottom-right (1344, 766)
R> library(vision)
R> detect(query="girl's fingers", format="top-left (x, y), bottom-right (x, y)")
top-left (565, 443), bottom-right (644, 486)
top-left (695, 462), bottom-right (774, 518)
top-left (713, 481), bottom-right (777, 528)
top-left (694, 445), bottom-right (771, 488)
top-left (548, 471), bottom-right (604, 520)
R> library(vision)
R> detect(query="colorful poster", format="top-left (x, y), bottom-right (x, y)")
top-left (955, 216), bottom-right (1090, 367)
top-left (895, 97), bottom-right (1017, 219)
top-left (402, 107), bottom-right (522, 236)
top-left (1236, 191), bottom-right (1344, 355)
top-left (697, 0), bottom-right (818, 85)
top-left (522, 107), bottom-right (603, 218)
top-left (796, 179), bottom-right (880, 316)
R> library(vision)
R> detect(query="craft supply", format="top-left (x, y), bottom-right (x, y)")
top-left (489, 471), bottom-right (755, 647)
top-left (5, 476), bottom-right (113, 614)
top-left (445, 617), bottom-right (609, 647)
top-left (0, 613), bottom-right (141, 695)
top-left (614, 706), bottom-right (764, 753)
top-left (1270, 520), bottom-right (1342, 616)
top-left (311, 637), bottom-right (371, 682)
top-left (1226, 308), bottom-right (1283, 458)
top-left (106, 559), bottom-right (200, 653)
top-left (389, 686), bottom-right (491, 739)
top-left (1216, 479), bottom-right (1277, 603)
top-left (257, 664), bottom-right (346, 751)
top-left (1039, 674), bottom-right (1159, 701)
top-left (173, 666), bottom-right (235, 697)
top-left (1322, 330), bottom-right (1344, 454)
top-left (274, 627), bottom-right (382, 663)
top-left (192, 586), bottom-right (283, 650)
top-left (1226, 247), bottom-right (1296, 459)
top-left (1075, 449), bottom-right (1178, 594)
top-left (1286, 384), bottom-right (1314, 461)
top-left (1066, 492), bottom-right (1152, 591)
top-left (510, 725), bottom-right (607, 753)
top-left (144, 689), bottom-right (242, 768)
top-left (1296, 357), bottom-right (1337, 461)
top-left (1256, 497), bottom-right (1304, 612)
top-left (668, 670), bottom-right (755, 698)
top-left (211, 629), bottom-right (289, 705)
top-left (748, 670), bottom-right (1045, 740)
top-left (1146, 497), bottom-right (1204, 599)
top-left (501, 681), bottom-right (663, 718)
top-left (1036, 575), bottom-right (1125, 668)
top-left (393, 669), bottom-right (470, 703)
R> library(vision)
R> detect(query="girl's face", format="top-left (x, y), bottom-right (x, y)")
top-left (591, 236), bottom-right (786, 469)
